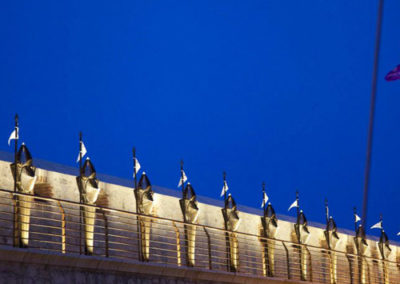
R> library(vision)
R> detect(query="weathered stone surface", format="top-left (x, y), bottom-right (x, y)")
top-left (0, 260), bottom-right (227, 283)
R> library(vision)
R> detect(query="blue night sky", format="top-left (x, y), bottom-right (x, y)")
top-left (0, 1), bottom-right (399, 239)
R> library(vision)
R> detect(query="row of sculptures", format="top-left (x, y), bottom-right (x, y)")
top-left (9, 141), bottom-right (395, 284)
top-left (6, 111), bottom-right (397, 284)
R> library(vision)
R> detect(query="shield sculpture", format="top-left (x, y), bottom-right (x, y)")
top-left (378, 230), bottom-right (391, 284)
top-left (354, 225), bottom-right (369, 284)
top-left (294, 210), bottom-right (311, 281)
top-left (76, 158), bottom-right (101, 255)
top-left (179, 183), bottom-right (200, 267)
top-left (222, 194), bottom-right (241, 272)
top-left (261, 203), bottom-right (278, 277)
top-left (10, 144), bottom-right (37, 248)
top-left (134, 172), bottom-right (154, 262)
top-left (324, 217), bottom-right (340, 284)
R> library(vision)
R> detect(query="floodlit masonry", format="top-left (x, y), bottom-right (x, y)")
top-left (0, 149), bottom-right (399, 283)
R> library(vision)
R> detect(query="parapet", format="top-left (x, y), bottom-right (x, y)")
top-left (0, 153), bottom-right (399, 283)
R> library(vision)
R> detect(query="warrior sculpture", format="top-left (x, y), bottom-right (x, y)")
top-left (76, 158), bottom-right (101, 255)
top-left (10, 143), bottom-right (37, 247)
top-left (134, 172), bottom-right (154, 261)
top-left (179, 182), bottom-right (200, 266)
top-left (324, 216), bottom-right (340, 284)
top-left (295, 209), bottom-right (311, 281)
top-left (354, 224), bottom-right (368, 284)
top-left (378, 221), bottom-right (391, 284)
top-left (222, 194), bottom-right (241, 272)
top-left (261, 202), bottom-right (278, 277)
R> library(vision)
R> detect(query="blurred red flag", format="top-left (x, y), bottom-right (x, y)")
top-left (385, 65), bottom-right (400, 81)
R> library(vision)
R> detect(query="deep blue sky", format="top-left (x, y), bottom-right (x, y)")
top-left (1, 1), bottom-right (399, 239)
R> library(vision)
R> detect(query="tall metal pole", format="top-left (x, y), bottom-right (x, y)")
top-left (133, 147), bottom-right (142, 261)
top-left (295, 190), bottom-right (302, 279)
top-left (222, 170), bottom-right (230, 271)
top-left (133, 147), bottom-right (137, 192)
top-left (79, 132), bottom-right (83, 176)
top-left (13, 114), bottom-right (19, 247)
top-left (262, 182), bottom-right (266, 213)
top-left (325, 199), bottom-right (329, 224)
top-left (223, 171), bottom-right (227, 203)
top-left (79, 132), bottom-right (83, 255)
top-left (362, 0), bottom-right (384, 229)
top-left (14, 114), bottom-right (19, 193)
top-left (180, 160), bottom-right (185, 198)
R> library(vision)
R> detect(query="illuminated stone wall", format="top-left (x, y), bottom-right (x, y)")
top-left (0, 157), bottom-right (398, 263)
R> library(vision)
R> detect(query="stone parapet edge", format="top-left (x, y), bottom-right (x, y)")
top-left (0, 245), bottom-right (309, 284)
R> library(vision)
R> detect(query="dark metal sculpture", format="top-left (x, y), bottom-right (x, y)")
top-left (324, 201), bottom-right (340, 284)
top-left (135, 172), bottom-right (154, 261)
top-left (354, 224), bottom-right (368, 284)
top-left (325, 217), bottom-right (339, 249)
top-left (10, 143), bottom-right (37, 247)
top-left (76, 158), bottom-right (101, 255)
top-left (222, 193), bottom-right (240, 272)
top-left (180, 182), bottom-right (199, 266)
top-left (295, 209), bottom-right (311, 281)
top-left (262, 203), bottom-right (278, 238)
top-left (377, 219), bottom-right (391, 284)
top-left (261, 200), bottom-right (278, 277)
top-left (352, 208), bottom-right (368, 284)
top-left (379, 230), bottom-right (391, 260)
top-left (295, 210), bottom-right (310, 244)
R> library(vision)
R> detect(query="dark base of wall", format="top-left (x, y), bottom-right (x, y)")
top-left (0, 246), bottom-right (300, 284)
top-left (0, 261), bottom-right (221, 284)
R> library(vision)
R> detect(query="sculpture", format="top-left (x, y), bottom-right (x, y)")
top-left (354, 224), bottom-right (368, 284)
top-left (179, 182), bottom-right (200, 267)
top-left (222, 193), bottom-right (241, 272)
top-left (134, 172), bottom-right (154, 261)
top-left (76, 158), bottom-right (101, 255)
top-left (295, 209), bottom-right (311, 281)
top-left (10, 143), bottom-right (37, 247)
top-left (261, 202), bottom-right (278, 277)
top-left (324, 201), bottom-right (340, 284)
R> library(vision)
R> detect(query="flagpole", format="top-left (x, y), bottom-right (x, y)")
top-left (262, 182), bottom-right (266, 213)
top-left (223, 171), bottom-right (227, 203)
top-left (325, 199), bottom-right (329, 224)
top-left (180, 160), bottom-right (185, 198)
top-left (354, 207), bottom-right (358, 233)
top-left (79, 132), bottom-right (83, 176)
top-left (14, 114), bottom-right (19, 193)
top-left (133, 147), bottom-right (142, 261)
top-left (12, 114), bottom-right (19, 248)
top-left (296, 191), bottom-right (299, 217)
top-left (133, 147), bottom-right (137, 193)
top-left (222, 170), bottom-right (229, 272)
top-left (78, 131), bottom-right (83, 255)
top-left (361, 0), bottom-right (384, 229)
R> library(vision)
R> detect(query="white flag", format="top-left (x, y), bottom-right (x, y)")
top-left (370, 221), bottom-right (382, 230)
top-left (134, 157), bottom-right (141, 175)
top-left (355, 214), bottom-right (361, 223)
top-left (220, 180), bottom-right (229, 197)
top-left (8, 128), bottom-right (18, 146)
top-left (288, 199), bottom-right (298, 211)
top-left (261, 192), bottom-right (269, 208)
top-left (178, 170), bottom-right (188, 187)
top-left (76, 141), bottom-right (87, 162)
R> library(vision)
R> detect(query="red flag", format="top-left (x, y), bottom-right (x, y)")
top-left (385, 65), bottom-right (400, 81)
